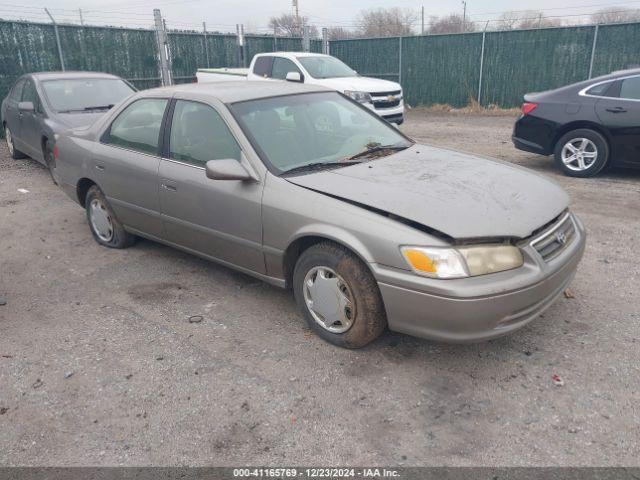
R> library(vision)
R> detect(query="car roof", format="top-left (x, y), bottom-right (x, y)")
top-left (141, 81), bottom-right (332, 103)
top-left (255, 51), bottom-right (330, 59)
top-left (28, 71), bottom-right (124, 81)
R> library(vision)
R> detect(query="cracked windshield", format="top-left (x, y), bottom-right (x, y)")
top-left (232, 91), bottom-right (412, 174)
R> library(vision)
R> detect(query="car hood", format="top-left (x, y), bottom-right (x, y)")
top-left (286, 145), bottom-right (569, 240)
top-left (55, 111), bottom-right (108, 129)
top-left (312, 76), bottom-right (401, 93)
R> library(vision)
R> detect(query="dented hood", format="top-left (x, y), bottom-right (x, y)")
top-left (286, 145), bottom-right (569, 240)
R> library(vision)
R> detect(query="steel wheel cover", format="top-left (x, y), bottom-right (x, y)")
top-left (89, 198), bottom-right (114, 242)
top-left (561, 138), bottom-right (598, 172)
top-left (303, 266), bottom-right (356, 334)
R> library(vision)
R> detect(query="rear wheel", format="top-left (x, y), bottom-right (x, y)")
top-left (293, 242), bottom-right (387, 348)
top-left (85, 185), bottom-right (136, 249)
top-left (5, 126), bottom-right (26, 159)
top-left (554, 129), bottom-right (609, 177)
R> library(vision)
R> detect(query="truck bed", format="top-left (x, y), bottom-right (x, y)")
top-left (196, 68), bottom-right (249, 83)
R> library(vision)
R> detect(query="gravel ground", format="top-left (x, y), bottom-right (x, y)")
top-left (0, 110), bottom-right (639, 467)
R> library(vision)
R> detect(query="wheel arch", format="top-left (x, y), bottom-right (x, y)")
top-left (282, 230), bottom-right (375, 289)
top-left (552, 121), bottom-right (612, 151)
top-left (76, 177), bottom-right (97, 208)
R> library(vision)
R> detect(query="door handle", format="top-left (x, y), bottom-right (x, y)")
top-left (95, 165), bottom-right (105, 171)
top-left (606, 107), bottom-right (627, 113)
top-left (162, 183), bottom-right (177, 192)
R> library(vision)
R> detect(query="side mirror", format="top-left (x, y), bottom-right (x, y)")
top-left (205, 159), bottom-right (252, 181)
top-left (285, 71), bottom-right (303, 83)
top-left (18, 101), bottom-right (35, 113)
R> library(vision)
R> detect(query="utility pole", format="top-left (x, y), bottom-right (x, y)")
top-left (292, 0), bottom-right (301, 36)
top-left (203, 22), bottom-right (210, 68)
top-left (462, 1), bottom-right (467, 32)
top-left (44, 8), bottom-right (65, 71)
top-left (78, 8), bottom-right (84, 26)
top-left (302, 24), bottom-right (310, 52)
top-left (421, 6), bottom-right (424, 35)
top-left (153, 9), bottom-right (172, 86)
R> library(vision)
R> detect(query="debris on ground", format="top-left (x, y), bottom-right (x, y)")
top-left (188, 315), bottom-right (203, 324)
top-left (125, 374), bottom-right (133, 380)
top-left (0, 407), bottom-right (8, 415)
top-left (0, 297), bottom-right (6, 306)
top-left (32, 378), bottom-right (44, 389)
top-left (64, 372), bottom-right (74, 379)
top-left (564, 288), bottom-right (575, 299)
top-left (552, 374), bottom-right (565, 386)
top-left (17, 188), bottom-right (29, 194)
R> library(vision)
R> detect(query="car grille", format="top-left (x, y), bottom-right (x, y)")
top-left (530, 212), bottom-right (576, 261)
top-left (371, 90), bottom-right (402, 110)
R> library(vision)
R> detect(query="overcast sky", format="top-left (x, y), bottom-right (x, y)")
top-left (1, 0), bottom-right (633, 33)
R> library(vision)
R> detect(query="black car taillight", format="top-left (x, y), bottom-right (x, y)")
top-left (522, 102), bottom-right (538, 115)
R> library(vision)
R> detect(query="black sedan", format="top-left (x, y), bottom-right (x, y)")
top-left (513, 68), bottom-right (640, 177)
top-left (1, 72), bottom-right (135, 181)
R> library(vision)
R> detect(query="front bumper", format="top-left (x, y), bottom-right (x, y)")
top-left (364, 100), bottom-right (404, 124)
top-left (372, 214), bottom-right (586, 343)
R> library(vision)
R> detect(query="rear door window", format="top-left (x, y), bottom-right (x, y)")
top-left (10, 79), bottom-right (25, 101)
top-left (253, 56), bottom-right (273, 78)
top-left (104, 98), bottom-right (168, 155)
top-left (586, 81), bottom-right (617, 97)
top-left (271, 57), bottom-right (301, 80)
top-left (619, 76), bottom-right (640, 100)
top-left (169, 100), bottom-right (241, 166)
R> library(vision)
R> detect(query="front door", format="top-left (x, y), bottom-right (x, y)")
top-left (95, 98), bottom-right (168, 238)
top-left (159, 99), bottom-right (265, 274)
top-left (19, 79), bottom-right (44, 160)
top-left (595, 75), bottom-right (640, 167)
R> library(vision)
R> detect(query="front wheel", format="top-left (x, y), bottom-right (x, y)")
top-left (5, 126), bottom-right (26, 159)
top-left (554, 129), bottom-right (609, 177)
top-left (293, 242), bottom-right (387, 348)
top-left (85, 185), bottom-right (136, 249)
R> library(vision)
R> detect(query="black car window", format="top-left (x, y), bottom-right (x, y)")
top-left (253, 56), bottom-right (273, 78)
top-left (586, 82), bottom-right (614, 97)
top-left (271, 57), bottom-right (301, 80)
top-left (619, 76), bottom-right (640, 100)
top-left (21, 80), bottom-right (42, 112)
top-left (104, 99), bottom-right (168, 155)
top-left (169, 100), bottom-right (241, 166)
top-left (10, 79), bottom-right (25, 101)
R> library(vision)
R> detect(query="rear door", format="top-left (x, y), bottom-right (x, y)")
top-left (158, 98), bottom-right (265, 273)
top-left (95, 97), bottom-right (169, 238)
top-left (4, 79), bottom-right (25, 145)
top-left (595, 75), bottom-right (640, 166)
top-left (19, 79), bottom-right (45, 160)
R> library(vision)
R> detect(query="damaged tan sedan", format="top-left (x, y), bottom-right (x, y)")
top-left (52, 82), bottom-right (586, 348)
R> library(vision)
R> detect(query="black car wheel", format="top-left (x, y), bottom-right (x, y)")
top-left (554, 129), bottom-right (609, 178)
top-left (4, 126), bottom-right (27, 160)
top-left (85, 185), bottom-right (136, 249)
top-left (293, 242), bottom-right (387, 349)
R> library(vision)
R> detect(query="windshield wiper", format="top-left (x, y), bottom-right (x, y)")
top-left (347, 144), bottom-right (411, 161)
top-left (83, 104), bottom-right (115, 111)
top-left (282, 160), bottom-right (362, 176)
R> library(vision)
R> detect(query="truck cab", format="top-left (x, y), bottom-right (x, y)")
top-left (197, 52), bottom-right (405, 124)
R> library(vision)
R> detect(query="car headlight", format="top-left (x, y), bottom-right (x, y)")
top-left (401, 245), bottom-right (524, 279)
top-left (344, 90), bottom-right (372, 104)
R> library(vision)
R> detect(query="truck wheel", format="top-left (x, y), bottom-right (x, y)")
top-left (85, 185), bottom-right (136, 249)
top-left (293, 242), bottom-right (387, 348)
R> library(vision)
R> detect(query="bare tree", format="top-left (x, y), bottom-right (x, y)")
top-left (497, 11), bottom-right (523, 30)
top-left (356, 7), bottom-right (416, 37)
top-left (326, 27), bottom-right (359, 40)
top-left (268, 13), bottom-right (318, 37)
top-left (517, 11), bottom-right (561, 29)
top-left (591, 7), bottom-right (640, 24)
top-left (428, 14), bottom-right (475, 34)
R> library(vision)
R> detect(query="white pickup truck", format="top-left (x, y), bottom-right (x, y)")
top-left (196, 52), bottom-right (404, 124)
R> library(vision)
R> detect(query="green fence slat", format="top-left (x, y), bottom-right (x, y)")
top-left (330, 38), bottom-right (400, 82)
top-left (591, 23), bottom-right (640, 77)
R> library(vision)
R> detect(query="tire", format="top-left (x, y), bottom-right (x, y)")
top-left (4, 125), bottom-right (26, 160)
top-left (293, 242), bottom-right (387, 348)
top-left (85, 185), bottom-right (136, 249)
top-left (554, 128), bottom-right (609, 178)
top-left (43, 143), bottom-right (57, 185)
